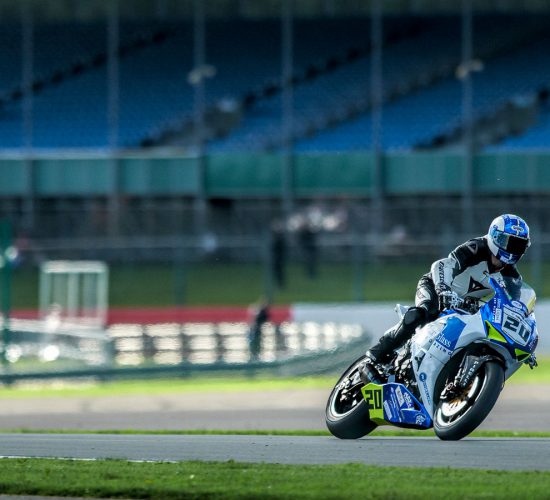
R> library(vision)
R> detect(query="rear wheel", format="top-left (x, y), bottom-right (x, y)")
top-left (434, 360), bottom-right (504, 441)
top-left (325, 356), bottom-right (377, 439)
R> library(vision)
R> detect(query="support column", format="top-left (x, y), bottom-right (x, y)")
top-left (281, 0), bottom-right (294, 221)
top-left (461, 0), bottom-right (475, 235)
top-left (193, 0), bottom-right (208, 234)
top-left (107, 0), bottom-right (121, 237)
top-left (370, 0), bottom-right (384, 243)
top-left (21, 0), bottom-right (35, 232)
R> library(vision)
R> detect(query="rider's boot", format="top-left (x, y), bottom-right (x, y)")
top-left (360, 307), bottom-right (427, 384)
top-left (360, 332), bottom-right (401, 384)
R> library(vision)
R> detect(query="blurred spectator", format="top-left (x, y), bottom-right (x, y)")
top-left (247, 298), bottom-right (270, 361)
top-left (200, 231), bottom-right (219, 257)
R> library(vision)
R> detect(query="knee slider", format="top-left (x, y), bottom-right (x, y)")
top-left (403, 307), bottom-right (427, 327)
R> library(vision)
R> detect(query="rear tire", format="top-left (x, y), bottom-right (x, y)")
top-left (434, 360), bottom-right (504, 441)
top-left (325, 356), bottom-right (377, 439)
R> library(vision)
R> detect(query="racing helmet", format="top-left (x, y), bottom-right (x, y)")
top-left (487, 214), bottom-right (530, 265)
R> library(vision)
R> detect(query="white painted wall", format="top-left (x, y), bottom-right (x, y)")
top-left (292, 300), bottom-right (549, 354)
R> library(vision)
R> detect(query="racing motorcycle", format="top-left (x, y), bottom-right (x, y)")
top-left (325, 276), bottom-right (538, 440)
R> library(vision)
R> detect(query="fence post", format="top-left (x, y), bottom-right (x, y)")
top-left (0, 220), bottom-right (13, 369)
top-left (352, 233), bottom-right (366, 302)
top-left (174, 246), bottom-right (187, 306)
top-left (263, 230), bottom-right (274, 304)
top-left (530, 223), bottom-right (542, 295)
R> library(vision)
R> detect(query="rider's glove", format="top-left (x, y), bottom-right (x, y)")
top-left (438, 290), bottom-right (462, 311)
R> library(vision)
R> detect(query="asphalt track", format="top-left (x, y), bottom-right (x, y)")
top-left (0, 383), bottom-right (548, 470)
top-left (1, 434), bottom-right (549, 470)
top-left (0, 384), bottom-right (547, 431)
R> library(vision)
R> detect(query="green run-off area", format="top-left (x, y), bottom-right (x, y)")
top-left (1, 458), bottom-right (549, 499)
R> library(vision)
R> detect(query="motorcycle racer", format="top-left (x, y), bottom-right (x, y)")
top-left (361, 213), bottom-right (531, 383)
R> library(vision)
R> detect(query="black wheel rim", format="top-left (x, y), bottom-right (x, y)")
top-left (329, 360), bottom-right (365, 417)
top-left (435, 369), bottom-right (486, 428)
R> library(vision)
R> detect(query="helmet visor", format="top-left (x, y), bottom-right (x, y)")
top-left (494, 231), bottom-right (529, 255)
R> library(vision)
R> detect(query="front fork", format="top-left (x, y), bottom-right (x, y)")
top-left (440, 353), bottom-right (497, 401)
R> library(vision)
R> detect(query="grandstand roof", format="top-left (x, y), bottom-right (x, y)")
top-left (1, 0), bottom-right (550, 22)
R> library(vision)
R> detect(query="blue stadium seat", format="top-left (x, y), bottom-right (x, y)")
top-left (2, 16), bottom-right (550, 151)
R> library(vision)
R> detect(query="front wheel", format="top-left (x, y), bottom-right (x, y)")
top-left (325, 356), bottom-right (377, 439)
top-left (434, 360), bottom-right (504, 441)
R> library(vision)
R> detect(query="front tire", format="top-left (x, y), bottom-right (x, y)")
top-left (434, 360), bottom-right (504, 441)
top-left (325, 356), bottom-right (377, 439)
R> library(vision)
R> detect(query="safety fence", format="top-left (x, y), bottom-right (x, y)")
top-left (109, 320), bottom-right (362, 365)
top-left (0, 319), bottom-right (365, 379)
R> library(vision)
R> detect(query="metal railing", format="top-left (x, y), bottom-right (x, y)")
top-left (0, 319), bottom-right (367, 383)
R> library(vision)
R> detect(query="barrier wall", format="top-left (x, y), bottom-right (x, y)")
top-left (2, 151), bottom-right (550, 197)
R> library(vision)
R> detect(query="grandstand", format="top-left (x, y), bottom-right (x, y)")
top-left (1, 7), bottom-right (550, 151)
top-left (0, 0), bottom-right (549, 377)
top-left (0, 1), bottom-right (548, 275)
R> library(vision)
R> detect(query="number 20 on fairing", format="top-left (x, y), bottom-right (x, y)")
top-left (364, 388), bottom-right (382, 410)
top-left (501, 310), bottom-right (531, 346)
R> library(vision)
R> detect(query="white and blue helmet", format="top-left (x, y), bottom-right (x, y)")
top-left (487, 214), bottom-right (530, 265)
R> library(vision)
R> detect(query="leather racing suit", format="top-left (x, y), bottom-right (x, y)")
top-left (367, 236), bottom-right (523, 364)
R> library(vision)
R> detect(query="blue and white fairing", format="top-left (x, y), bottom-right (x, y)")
top-left (479, 279), bottom-right (538, 364)
top-left (409, 277), bottom-right (538, 418)
top-left (361, 382), bottom-right (432, 429)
